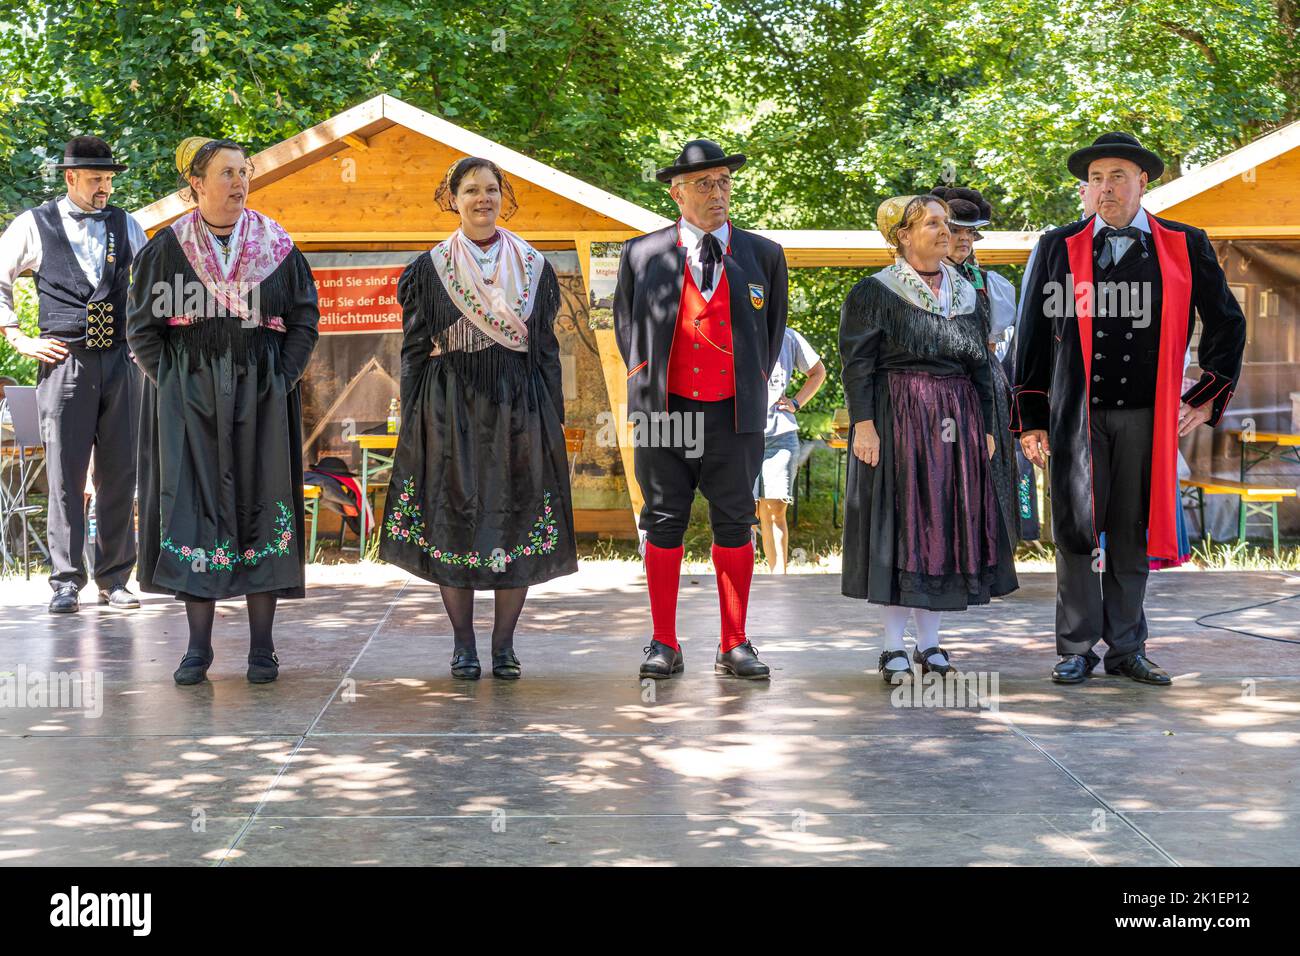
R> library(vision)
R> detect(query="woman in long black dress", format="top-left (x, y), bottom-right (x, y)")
top-left (128, 137), bottom-right (320, 685)
top-left (379, 157), bottom-right (577, 680)
top-left (839, 195), bottom-right (1017, 682)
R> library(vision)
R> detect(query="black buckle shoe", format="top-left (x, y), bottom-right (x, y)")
top-left (492, 649), bottom-right (522, 680)
top-left (98, 585), bottom-right (140, 610)
top-left (1052, 654), bottom-right (1096, 684)
top-left (640, 640), bottom-right (683, 680)
top-left (450, 651), bottom-right (482, 680)
top-left (247, 649), bottom-right (280, 684)
top-left (174, 648), bottom-right (214, 685)
top-left (878, 649), bottom-right (911, 684)
top-left (913, 645), bottom-right (953, 677)
top-left (714, 640), bottom-right (770, 680)
top-left (48, 585), bottom-right (80, 614)
top-left (1106, 653), bottom-right (1171, 686)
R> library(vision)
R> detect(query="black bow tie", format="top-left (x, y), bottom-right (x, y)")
top-left (69, 209), bottom-right (110, 223)
top-left (699, 233), bottom-right (722, 292)
top-left (1099, 225), bottom-right (1142, 241)
top-left (1096, 225), bottom-right (1144, 269)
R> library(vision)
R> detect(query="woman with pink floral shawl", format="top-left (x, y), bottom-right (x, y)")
top-left (127, 138), bottom-right (319, 686)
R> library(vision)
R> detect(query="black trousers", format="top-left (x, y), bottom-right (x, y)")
top-left (633, 395), bottom-right (763, 549)
top-left (1054, 406), bottom-right (1154, 668)
top-left (35, 342), bottom-right (140, 591)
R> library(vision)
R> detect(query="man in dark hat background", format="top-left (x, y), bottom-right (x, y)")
top-left (1012, 131), bottom-right (1246, 685)
top-left (0, 135), bottom-right (147, 612)
top-left (613, 138), bottom-right (788, 680)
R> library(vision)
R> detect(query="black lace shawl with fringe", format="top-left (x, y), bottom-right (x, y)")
top-left (839, 272), bottom-right (994, 427)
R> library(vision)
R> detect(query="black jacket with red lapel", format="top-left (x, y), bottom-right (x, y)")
top-left (1011, 210), bottom-right (1247, 563)
top-left (613, 221), bottom-right (789, 433)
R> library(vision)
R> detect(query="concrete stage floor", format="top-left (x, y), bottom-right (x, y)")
top-left (1, 565), bottom-right (1297, 866)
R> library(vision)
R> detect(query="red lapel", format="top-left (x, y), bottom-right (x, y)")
top-left (1147, 215), bottom-right (1193, 564)
top-left (1065, 221), bottom-right (1099, 546)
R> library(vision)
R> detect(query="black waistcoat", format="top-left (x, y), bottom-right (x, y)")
top-left (1088, 232), bottom-right (1163, 410)
top-left (32, 200), bottom-right (134, 349)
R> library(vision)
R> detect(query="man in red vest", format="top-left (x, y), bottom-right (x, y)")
top-left (614, 140), bottom-right (788, 680)
top-left (1012, 132), bottom-right (1246, 686)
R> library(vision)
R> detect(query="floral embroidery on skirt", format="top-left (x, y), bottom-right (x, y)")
top-left (161, 500), bottom-right (295, 571)
top-left (384, 476), bottom-right (558, 571)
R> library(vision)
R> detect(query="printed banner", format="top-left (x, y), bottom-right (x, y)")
top-left (314, 265), bottom-right (404, 334)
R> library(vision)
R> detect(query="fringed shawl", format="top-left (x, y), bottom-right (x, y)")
top-left (431, 226), bottom-right (541, 351)
top-left (847, 273), bottom-right (988, 365)
top-left (169, 208), bottom-right (294, 324)
top-left (399, 250), bottom-right (561, 408)
top-left (135, 225), bottom-right (315, 374)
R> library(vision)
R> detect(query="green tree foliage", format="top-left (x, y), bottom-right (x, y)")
top-left (1, 0), bottom-right (1295, 406)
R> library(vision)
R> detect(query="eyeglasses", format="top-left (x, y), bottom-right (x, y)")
top-left (676, 175), bottom-right (733, 196)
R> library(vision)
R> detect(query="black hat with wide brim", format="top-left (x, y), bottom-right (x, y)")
top-left (656, 139), bottom-right (746, 184)
top-left (52, 135), bottom-right (128, 173)
top-left (1068, 131), bottom-right (1163, 181)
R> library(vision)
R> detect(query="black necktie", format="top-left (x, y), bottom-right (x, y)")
top-left (1096, 225), bottom-right (1143, 270)
top-left (700, 233), bottom-right (722, 292)
top-left (69, 209), bottom-right (109, 223)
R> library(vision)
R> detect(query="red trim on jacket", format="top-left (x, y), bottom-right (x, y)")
top-left (1064, 217), bottom-right (1194, 567)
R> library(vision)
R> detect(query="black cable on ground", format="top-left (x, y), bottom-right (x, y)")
top-left (1194, 592), bottom-right (1300, 644)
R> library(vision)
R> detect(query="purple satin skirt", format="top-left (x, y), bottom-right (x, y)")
top-left (888, 370), bottom-right (1001, 595)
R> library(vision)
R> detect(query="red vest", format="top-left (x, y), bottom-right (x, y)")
top-left (667, 262), bottom-right (735, 400)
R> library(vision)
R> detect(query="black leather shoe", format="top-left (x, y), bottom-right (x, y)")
top-left (173, 648), bottom-right (214, 685)
top-left (913, 645), bottom-right (953, 677)
top-left (492, 649), bottom-right (522, 680)
top-left (879, 649), bottom-right (911, 683)
top-left (1052, 654), bottom-right (1096, 684)
top-left (48, 585), bottom-right (80, 614)
top-left (714, 641), bottom-right (770, 680)
top-left (1107, 653), bottom-right (1172, 686)
top-left (247, 649), bottom-right (280, 683)
top-left (450, 651), bottom-right (481, 680)
top-left (639, 640), bottom-right (683, 680)
top-left (98, 585), bottom-right (140, 610)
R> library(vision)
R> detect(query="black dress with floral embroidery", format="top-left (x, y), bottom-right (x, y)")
top-left (378, 252), bottom-right (578, 589)
top-left (126, 228), bottom-right (320, 601)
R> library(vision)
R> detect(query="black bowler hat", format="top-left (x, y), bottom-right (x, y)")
top-left (655, 139), bottom-right (746, 184)
top-left (931, 185), bottom-right (992, 228)
top-left (1067, 131), bottom-right (1163, 181)
top-left (52, 135), bottom-right (128, 172)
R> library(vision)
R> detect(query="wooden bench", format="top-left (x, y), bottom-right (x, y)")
top-left (1179, 476), bottom-right (1297, 552)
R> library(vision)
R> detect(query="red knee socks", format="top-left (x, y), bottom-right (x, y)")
top-left (713, 541), bottom-right (755, 653)
top-left (644, 541), bottom-right (684, 650)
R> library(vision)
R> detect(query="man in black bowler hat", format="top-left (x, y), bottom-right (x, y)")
top-left (614, 138), bottom-right (788, 680)
top-left (1012, 132), bottom-right (1246, 685)
top-left (0, 135), bottom-right (147, 612)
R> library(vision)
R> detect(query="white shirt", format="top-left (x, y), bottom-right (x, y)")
top-left (678, 217), bottom-right (730, 303)
top-left (205, 212), bottom-right (247, 281)
top-left (466, 233), bottom-right (503, 277)
top-left (985, 270), bottom-right (1018, 361)
top-left (1093, 206), bottom-right (1150, 264)
top-left (0, 195), bottom-right (148, 328)
top-left (765, 327), bottom-right (821, 437)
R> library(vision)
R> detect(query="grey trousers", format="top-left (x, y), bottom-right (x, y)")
top-left (1054, 406), bottom-right (1154, 669)
top-left (35, 342), bottom-right (140, 591)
